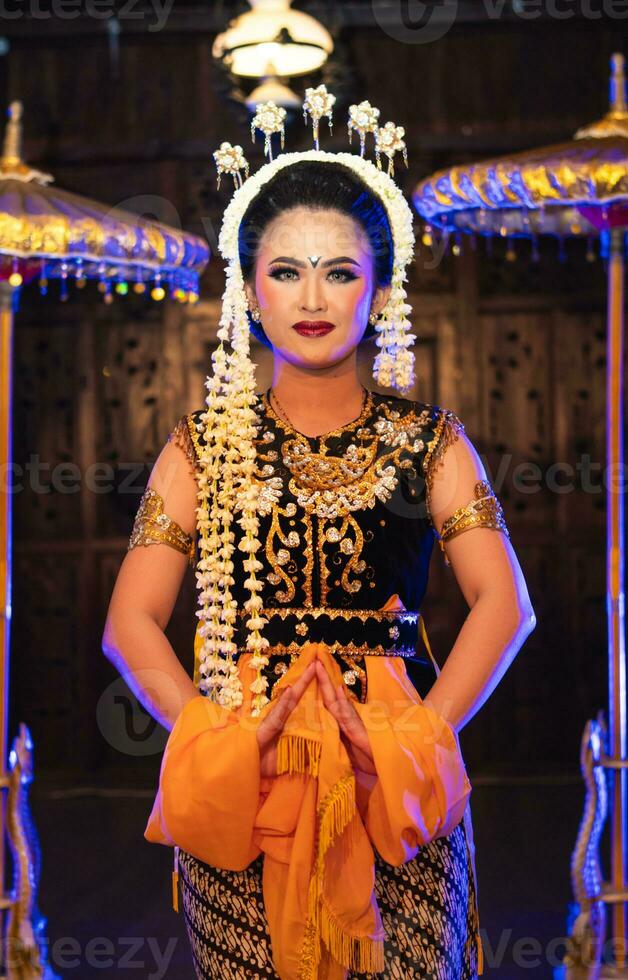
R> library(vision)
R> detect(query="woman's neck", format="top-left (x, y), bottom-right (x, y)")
top-left (268, 367), bottom-right (367, 438)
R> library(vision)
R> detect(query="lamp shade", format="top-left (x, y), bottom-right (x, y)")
top-left (212, 0), bottom-right (333, 79)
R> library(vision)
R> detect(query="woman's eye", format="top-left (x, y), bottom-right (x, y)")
top-left (328, 269), bottom-right (357, 282)
top-left (269, 267), bottom-right (357, 282)
top-left (270, 267), bottom-right (298, 281)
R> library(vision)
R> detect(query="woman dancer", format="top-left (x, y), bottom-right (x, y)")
top-left (102, 89), bottom-right (536, 980)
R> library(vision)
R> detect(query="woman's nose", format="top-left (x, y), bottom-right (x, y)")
top-left (299, 274), bottom-right (326, 313)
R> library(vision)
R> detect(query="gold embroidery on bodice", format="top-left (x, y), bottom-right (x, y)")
top-left (247, 390), bottom-right (434, 607)
top-left (169, 391), bottom-right (465, 612)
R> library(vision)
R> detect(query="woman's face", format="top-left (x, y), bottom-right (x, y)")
top-left (243, 206), bottom-right (391, 372)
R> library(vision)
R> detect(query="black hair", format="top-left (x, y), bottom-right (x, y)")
top-left (237, 160), bottom-right (394, 348)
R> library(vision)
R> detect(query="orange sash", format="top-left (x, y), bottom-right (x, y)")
top-left (144, 597), bottom-right (473, 979)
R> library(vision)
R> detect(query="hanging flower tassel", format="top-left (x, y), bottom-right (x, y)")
top-left (374, 121), bottom-right (408, 178)
top-left (372, 267), bottom-right (416, 393)
top-left (347, 101), bottom-right (380, 158)
top-left (195, 269), bottom-right (245, 709)
top-left (229, 264), bottom-right (271, 715)
top-left (303, 84), bottom-right (336, 150)
top-left (251, 101), bottom-right (287, 162)
top-left (213, 141), bottom-right (250, 190)
top-left (194, 261), bottom-right (272, 715)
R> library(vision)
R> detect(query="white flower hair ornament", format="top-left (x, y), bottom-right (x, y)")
top-left (196, 87), bottom-right (416, 716)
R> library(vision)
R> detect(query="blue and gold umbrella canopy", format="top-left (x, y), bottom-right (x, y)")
top-left (413, 54), bottom-right (628, 250)
top-left (0, 101), bottom-right (209, 302)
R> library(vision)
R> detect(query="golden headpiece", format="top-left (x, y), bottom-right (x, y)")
top-left (197, 85), bottom-right (416, 715)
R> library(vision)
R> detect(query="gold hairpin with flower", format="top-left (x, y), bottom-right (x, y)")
top-left (212, 86), bottom-right (408, 190)
top-left (250, 101), bottom-right (287, 161)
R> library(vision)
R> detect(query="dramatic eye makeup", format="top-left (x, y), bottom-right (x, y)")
top-left (268, 265), bottom-right (359, 282)
top-left (267, 256), bottom-right (361, 283)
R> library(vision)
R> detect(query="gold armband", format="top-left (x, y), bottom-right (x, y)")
top-left (128, 487), bottom-right (196, 566)
top-left (436, 479), bottom-right (510, 566)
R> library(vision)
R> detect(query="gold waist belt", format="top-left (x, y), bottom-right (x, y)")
top-left (236, 605), bottom-right (426, 659)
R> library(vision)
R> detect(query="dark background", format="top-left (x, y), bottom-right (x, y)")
top-left (2, 4), bottom-right (624, 975)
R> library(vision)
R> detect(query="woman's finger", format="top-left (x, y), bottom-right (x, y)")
top-left (314, 662), bottom-right (365, 741)
top-left (320, 666), bottom-right (360, 731)
top-left (340, 730), bottom-right (377, 774)
top-left (314, 659), bottom-right (339, 705)
top-left (259, 686), bottom-right (294, 741)
top-left (279, 659), bottom-right (317, 711)
top-left (259, 658), bottom-right (376, 777)
top-left (257, 660), bottom-right (316, 744)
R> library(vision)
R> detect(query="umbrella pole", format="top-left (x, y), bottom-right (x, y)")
top-left (556, 231), bottom-right (628, 979)
top-left (607, 227), bottom-right (627, 967)
top-left (0, 280), bottom-right (13, 896)
top-left (0, 281), bottom-right (60, 978)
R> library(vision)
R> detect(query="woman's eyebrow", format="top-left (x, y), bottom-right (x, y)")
top-left (268, 255), bottom-right (360, 268)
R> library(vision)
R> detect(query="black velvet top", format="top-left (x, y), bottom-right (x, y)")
top-left (182, 388), bottom-right (463, 609)
top-left (172, 388), bottom-right (465, 700)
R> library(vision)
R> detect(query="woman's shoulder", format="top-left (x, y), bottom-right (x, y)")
top-left (368, 390), bottom-right (467, 489)
top-left (369, 389), bottom-right (465, 438)
top-left (169, 398), bottom-right (263, 465)
top-left (167, 410), bottom-right (206, 470)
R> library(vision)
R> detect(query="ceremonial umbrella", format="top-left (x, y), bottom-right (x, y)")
top-left (413, 53), bottom-right (628, 978)
top-left (0, 101), bottom-right (210, 976)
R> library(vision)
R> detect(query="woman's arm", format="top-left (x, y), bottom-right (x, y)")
top-left (101, 434), bottom-right (200, 732)
top-left (422, 427), bottom-right (537, 734)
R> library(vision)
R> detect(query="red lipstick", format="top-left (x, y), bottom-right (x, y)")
top-left (292, 320), bottom-right (335, 337)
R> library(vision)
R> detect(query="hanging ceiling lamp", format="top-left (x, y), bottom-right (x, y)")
top-left (212, 0), bottom-right (334, 80)
top-left (244, 73), bottom-right (303, 113)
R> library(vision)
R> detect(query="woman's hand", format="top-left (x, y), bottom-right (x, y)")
top-left (314, 660), bottom-right (377, 776)
top-left (256, 661), bottom-right (317, 777)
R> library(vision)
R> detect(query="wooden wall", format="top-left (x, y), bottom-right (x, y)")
top-left (5, 12), bottom-right (620, 777)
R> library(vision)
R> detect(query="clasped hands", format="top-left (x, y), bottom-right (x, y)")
top-left (256, 656), bottom-right (377, 781)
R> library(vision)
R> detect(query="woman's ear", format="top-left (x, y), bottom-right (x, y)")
top-left (372, 283), bottom-right (392, 317)
top-left (243, 282), bottom-right (257, 310)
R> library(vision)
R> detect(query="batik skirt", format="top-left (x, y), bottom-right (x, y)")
top-left (177, 812), bottom-right (480, 980)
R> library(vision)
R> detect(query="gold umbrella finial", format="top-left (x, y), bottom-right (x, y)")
top-left (575, 51), bottom-right (628, 140)
top-left (0, 100), bottom-right (53, 184)
top-left (609, 52), bottom-right (627, 116)
top-left (2, 100), bottom-right (22, 166)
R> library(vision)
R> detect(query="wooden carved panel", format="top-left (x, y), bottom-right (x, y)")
top-left (14, 323), bottom-right (83, 541)
top-left (11, 550), bottom-right (86, 769)
top-left (552, 310), bottom-right (608, 535)
top-left (478, 311), bottom-right (554, 530)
